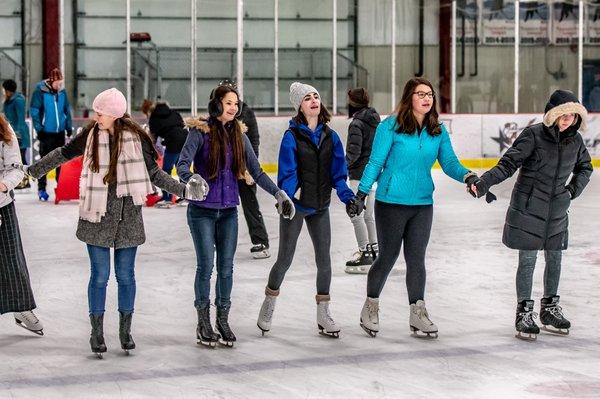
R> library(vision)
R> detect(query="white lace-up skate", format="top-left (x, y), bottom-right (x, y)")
top-left (14, 311), bottom-right (44, 336)
top-left (257, 287), bottom-right (279, 335)
top-left (316, 295), bottom-right (340, 338)
top-left (360, 297), bottom-right (379, 337)
top-left (409, 300), bottom-right (438, 339)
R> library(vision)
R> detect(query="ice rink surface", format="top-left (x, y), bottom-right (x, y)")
top-left (1, 170), bottom-right (599, 399)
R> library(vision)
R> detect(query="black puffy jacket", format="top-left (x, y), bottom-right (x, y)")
top-left (148, 103), bottom-right (188, 153)
top-left (345, 107), bottom-right (380, 180)
top-left (239, 101), bottom-right (260, 157)
top-left (481, 122), bottom-right (593, 250)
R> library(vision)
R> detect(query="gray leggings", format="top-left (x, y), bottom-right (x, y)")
top-left (267, 209), bottom-right (332, 295)
top-left (366, 201), bottom-right (433, 304)
top-left (516, 250), bottom-right (562, 302)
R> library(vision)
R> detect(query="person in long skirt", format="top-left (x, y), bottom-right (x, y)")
top-left (0, 114), bottom-right (43, 335)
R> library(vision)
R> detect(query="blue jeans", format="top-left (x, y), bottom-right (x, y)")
top-left (86, 245), bottom-right (138, 315)
top-left (187, 205), bottom-right (238, 308)
top-left (161, 151), bottom-right (180, 202)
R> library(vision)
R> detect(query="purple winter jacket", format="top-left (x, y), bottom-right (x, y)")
top-left (176, 117), bottom-right (279, 209)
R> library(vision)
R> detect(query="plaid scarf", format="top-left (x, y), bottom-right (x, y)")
top-left (79, 129), bottom-right (153, 223)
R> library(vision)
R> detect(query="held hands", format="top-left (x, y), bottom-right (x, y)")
top-left (275, 190), bottom-right (295, 219)
top-left (346, 191), bottom-right (367, 218)
top-left (184, 174), bottom-right (209, 201)
top-left (464, 174), bottom-right (497, 203)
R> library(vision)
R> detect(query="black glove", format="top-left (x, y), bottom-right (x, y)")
top-left (565, 185), bottom-right (575, 199)
top-left (66, 129), bottom-right (73, 138)
top-left (465, 174), bottom-right (488, 199)
top-left (346, 191), bottom-right (367, 218)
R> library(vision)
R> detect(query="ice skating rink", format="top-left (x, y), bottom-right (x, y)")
top-left (1, 169), bottom-right (599, 399)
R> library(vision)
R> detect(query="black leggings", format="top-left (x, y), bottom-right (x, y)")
top-left (366, 200), bottom-right (433, 304)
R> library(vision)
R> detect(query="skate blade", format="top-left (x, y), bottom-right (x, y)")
top-left (93, 352), bottom-right (104, 359)
top-left (123, 349), bottom-right (131, 356)
top-left (542, 325), bottom-right (570, 335)
top-left (252, 251), bottom-right (270, 259)
top-left (218, 339), bottom-right (235, 348)
top-left (15, 320), bottom-right (44, 336)
top-left (344, 266), bottom-right (370, 274)
top-left (515, 332), bottom-right (537, 341)
top-left (197, 339), bottom-right (217, 348)
top-left (360, 323), bottom-right (377, 337)
top-left (410, 327), bottom-right (438, 339)
top-left (318, 325), bottom-right (340, 338)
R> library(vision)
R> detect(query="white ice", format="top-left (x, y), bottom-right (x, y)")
top-left (1, 170), bottom-right (599, 399)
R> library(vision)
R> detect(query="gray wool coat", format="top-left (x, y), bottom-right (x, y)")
top-left (28, 129), bottom-right (186, 248)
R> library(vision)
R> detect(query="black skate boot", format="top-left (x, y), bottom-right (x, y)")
top-left (345, 248), bottom-right (373, 274)
top-left (216, 305), bottom-right (236, 347)
top-left (119, 312), bottom-right (136, 354)
top-left (515, 300), bottom-right (540, 341)
top-left (540, 296), bottom-right (570, 335)
top-left (90, 314), bottom-right (107, 359)
top-left (196, 304), bottom-right (219, 348)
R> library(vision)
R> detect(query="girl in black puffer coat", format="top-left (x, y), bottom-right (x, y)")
top-left (474, 90), bottom-right (593, 340)
top-left (344, 88), bottom-right (380, 274)
top-left (148, 102), bottom-right (188, 206)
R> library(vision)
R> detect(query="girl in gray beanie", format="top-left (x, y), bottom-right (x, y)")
top-left (257, 82), bottom-right (355, 338)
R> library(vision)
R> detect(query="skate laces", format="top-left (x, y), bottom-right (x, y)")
top-left (367, 301), bottom-right (379, 321)
top-left (415, 305), bottom-right (433, 326)
top-left (18, 311), bottom-right (39, 324)
top-left (546, 305), bottom-right (565, 319)
top-left (263, 298), bottom-right (276, 321)
top-left (322, 304), bottom-right (336, 326)
top-left (519, 310), bottom-right (538, 326)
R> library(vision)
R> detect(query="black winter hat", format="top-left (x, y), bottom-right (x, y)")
top-left (347, 88), bottom-right (369, 108)
top-left (543, 89), bottom-right (588, 130)
top-left (2, 79), bottom-right (17, 93)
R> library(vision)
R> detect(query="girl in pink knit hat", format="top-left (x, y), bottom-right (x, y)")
top-left (24, 88), bottom-right (208, 358)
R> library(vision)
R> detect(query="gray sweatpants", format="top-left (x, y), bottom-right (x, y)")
top-left (348, 180), bottom-right (377, 250)
top-left (516, 250), bottom-right (562, 302)
top-left (267, 208), bottom-right (332, 295)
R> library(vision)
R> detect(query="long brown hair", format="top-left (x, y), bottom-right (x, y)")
top-left (207, 85), bottom-right (246, 179)
top-left (394, 77), bottom-right (441, 136)
top-left (86, 115), bottom-right (157, 184)
top-left (0, 114), bottom-right (13, 145)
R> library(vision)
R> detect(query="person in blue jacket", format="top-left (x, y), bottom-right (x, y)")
top-left (29, 68), bottom-right (73, 201)
top-left (347, 77), bottom-right (480, 339)
top-left (256, 82), bottom-right (354, 339)
top-left (2, 79), bottom-right (30, 188)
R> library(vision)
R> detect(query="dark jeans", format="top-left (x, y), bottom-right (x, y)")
top-left (161, 151), bottom-right (180, 202)
top-left (516, 250), bottom-right (562, 302)
top-left (86, 244), bottom-right (138, 315)
top-left (238, 180), bottom-right (269, 247)
top-left (267, 209), bottom-right (332, 295)
top-left (37, 133), bottom-right (65, 191)
top-left (366, 201), bottom-right (433, 304)
top-left (187, 205), bottom-right (238, 308)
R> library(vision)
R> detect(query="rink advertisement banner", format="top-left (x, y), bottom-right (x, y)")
top-left (482, 0), bottom-right (515, 45)
top-left (587, 2), bottom-right (600, 45)
top-left (519, 1), bottom-right (549, 45)
top-left (551, 1), bottom-right (579, 45)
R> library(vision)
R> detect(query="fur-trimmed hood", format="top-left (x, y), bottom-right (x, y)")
top-left (184, 116), bottom-right (248, 134)
top-left (543, 90), bottom-right (588, 131)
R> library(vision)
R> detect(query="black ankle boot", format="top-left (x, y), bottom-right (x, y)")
top-left (216, 305), bottom-right (236, 347)
top-left (90, 314), bottom-right (107, 357)
top-left (119, 311), bottom-right (136, 352)
top-left (196, 304), bottom-right (219, 347)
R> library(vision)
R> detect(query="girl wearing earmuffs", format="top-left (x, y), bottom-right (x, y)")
top-left (177, 84), bottom-right (294, 348)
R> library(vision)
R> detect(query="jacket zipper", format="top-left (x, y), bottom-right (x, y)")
top-left (53, 95), bottom-right (59, 132)
top-left (543, 135), bottom-right (562, 246)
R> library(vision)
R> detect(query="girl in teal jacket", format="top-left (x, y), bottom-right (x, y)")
top-left (347, 77), bottom-right (479, 339)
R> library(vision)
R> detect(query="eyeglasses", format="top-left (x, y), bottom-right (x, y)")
top-left (413, 91), bottom-right (434, 99)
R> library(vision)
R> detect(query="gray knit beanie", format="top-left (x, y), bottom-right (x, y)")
top-left (289, 82), bottom-right (319, 111)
